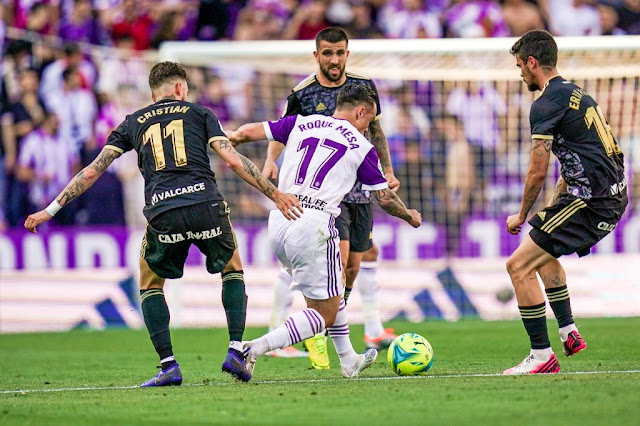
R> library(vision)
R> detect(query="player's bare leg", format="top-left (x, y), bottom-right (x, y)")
top-left (220, 248), bottom-right (252, 381)
top-left (358, 243), bottom-right (396, 349)
top-left (537, 259), bottom-right (586, 356)
top-left (503, 235), bottom-right (560, 375)
top-left (139, 257), bottom-right (182, 386)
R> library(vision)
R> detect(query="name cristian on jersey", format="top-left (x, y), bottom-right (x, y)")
top-left (137, 105), bottom-right (191, 124)
top-left (151, 182), bottom-right (206, 205)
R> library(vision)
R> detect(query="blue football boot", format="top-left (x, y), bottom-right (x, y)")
top-left (140, 363), bottom-right (183, 387)
top-left (221, 348), bottom-right (252, 382)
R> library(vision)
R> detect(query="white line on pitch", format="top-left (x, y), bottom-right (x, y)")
top-left (2, 370), bottom-right (639, 395)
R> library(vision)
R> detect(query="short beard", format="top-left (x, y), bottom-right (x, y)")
top-left (320, 64), bottom-right (344, 82)
top-left (527, 82), bottom-right (540, 92)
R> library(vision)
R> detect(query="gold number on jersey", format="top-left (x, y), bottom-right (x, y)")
top-left (143, 119), bottom-right (187, 170)
top-left (584, 106), bottom-right (621, 156)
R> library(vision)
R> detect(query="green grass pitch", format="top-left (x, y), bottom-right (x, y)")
top-left (1, 317), bottom-right (639, 425)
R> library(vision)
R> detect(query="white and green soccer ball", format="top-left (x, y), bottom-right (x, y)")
top-left (387, 333), bottom-right (434, 376)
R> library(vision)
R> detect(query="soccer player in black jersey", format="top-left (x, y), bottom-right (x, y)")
top-left (503, 30), bottom-right (627, 375)
top-left (24, 62), bottom-right (302, 385)
top-left (261, 27), bottom-right (400, 366)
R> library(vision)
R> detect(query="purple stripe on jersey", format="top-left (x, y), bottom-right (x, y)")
top-left (326, 217), bottom-right (336, 298)
top-left (328, 332), bottom-right (350, 336)
top-left (339, 298), bottom-right (346, 308)
top-left (268, 115), bottom-right (298, 144)
top-left (357, 148), bottom-right (387, 186)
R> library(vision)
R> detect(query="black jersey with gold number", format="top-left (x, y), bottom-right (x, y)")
top-left (283, 72), bottom-right (382, 204)
top-left (530, 76), bottom-right (626, 206)
top-left (105, 99), bottom-right (226, 220)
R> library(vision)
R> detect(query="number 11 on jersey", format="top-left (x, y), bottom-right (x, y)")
top-left (143, 119), bottom-right (187, 170)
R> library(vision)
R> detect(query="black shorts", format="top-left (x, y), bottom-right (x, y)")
top-left (528, 194), bottom-right (626, 258)
top-left (141, 201), bottom-right (237, 279)
top-left (335, 202), bottom-right (373, 253)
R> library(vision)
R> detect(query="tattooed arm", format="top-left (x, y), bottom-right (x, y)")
top-left (368, 120), bottom-right (399, 191)
top-left (211, 138), bottom-right (302, 220)
top-left (24, 147), bottom-right (121, 233)
top-left (547, 175), bottom-right (567, 207)
top-left (506, 138), bottom-right (552, 235)
top-left (225, 122), bottom-right (284, 180)
top-left (374, 187), bottom-right (421, 228)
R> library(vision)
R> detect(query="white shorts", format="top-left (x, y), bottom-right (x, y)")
top-left (269, 209), bottom-right (343, 300)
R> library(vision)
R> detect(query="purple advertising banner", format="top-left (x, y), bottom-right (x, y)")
top-left (1, 213), bottom-right (638, 270)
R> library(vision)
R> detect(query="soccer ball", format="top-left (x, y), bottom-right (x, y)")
top-left (387, 333), bottom-right (434, 376)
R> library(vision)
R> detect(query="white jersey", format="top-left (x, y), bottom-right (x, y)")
top-left (263, 114), bottom-right (388, 216)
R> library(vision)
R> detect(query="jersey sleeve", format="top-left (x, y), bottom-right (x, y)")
top-left (263, 115), bottom-right (298, 145)
top-left (530, 96), bottom-right (566, 141)
top-left (205, 109), bottom-right (228, 145)
top-left (104, 119), bottom-right (133, 154)
top-left (358, 147), bottom-right (388, 191)
top-left (282, 93), bottom-right (303, 117)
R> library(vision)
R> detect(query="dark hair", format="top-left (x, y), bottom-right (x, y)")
top-left (315, 27), bottom-right (349, 50)
top-left (336, 83), bottom-right (376, 111)
top-left (148, 61), bottom-right (188, 90)
top-left (510, 30), bottom-right (557, 69)
top-left (62, 66), bottom-right (77, 82)
top-left (62, 43), bottom-right (81, 56)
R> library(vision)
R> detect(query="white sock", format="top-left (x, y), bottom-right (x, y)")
top-left (531, 347), bottom-right (553, 360)
top-left (252, 309), bottom-right (325, 357)
top-left (229, 341), bottom-right (243, 352)
top-left (358, 261), bottom-right (384, 338)
top-left (268, 268), bottom-right (294, 332)
top-left (559, 323), bottom-right (578, 341)
top-left (327, 298), bottom-right (358, 367)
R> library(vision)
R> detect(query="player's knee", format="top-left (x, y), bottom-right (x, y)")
top-left (362, 244), bottom-right (378, 261)
top-left (505, 256), bottom-right (522, 282)
top-left (345, 264), bottom-right (360, 284)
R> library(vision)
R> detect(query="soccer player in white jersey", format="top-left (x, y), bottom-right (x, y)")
top-left (227, 84), bottom-right (422, 377)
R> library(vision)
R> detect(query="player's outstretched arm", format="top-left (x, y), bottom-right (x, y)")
top-left (24, 147), bottom-right (121, 233)
top-left (369, 120), bottom-right (399, 192)
top-left (211, 138), bottom-right (302, 220)
top-left (506, 138), bottom-right (551, 235)
top-left (374, 187), bottom-right (421, 228)
top-left (226, 122), bottom-right (267, 145)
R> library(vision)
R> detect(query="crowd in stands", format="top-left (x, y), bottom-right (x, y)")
top-left (1, 0), bottom-right (639, 232)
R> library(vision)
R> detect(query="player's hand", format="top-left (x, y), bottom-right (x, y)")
top-left (407, 209), bottom-right (422, 228)
top-left (224, 130), bottom-right (240, 147)
top-left (24, 210), bottom-right (53, 233)
top-left (386, 172), bottom-right (400, 193)
top-left (506, 213), bottom-right (526, 235)
top-left (262, 159), bottom-right (279, 180)
top-left (273, 191), bottom-right (303, 220)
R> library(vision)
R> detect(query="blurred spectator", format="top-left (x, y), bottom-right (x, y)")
top-left (617, 0), bottom-right (640, 34)
top-left (599, 3), bottom-right (627, 35)
top-left (445, 0), bottom-right (509, 38)
top-left (45, 66), bottom-right (97, 155)
top-left (39, 43), bottom-right (97, 107)
top-left (59, 0), bottom-right (109, 45)
top-left (151, 10), bottom-right (187, 48)
top-left (344, 0), bottom-right (383, 39)
top-left (395, 140), bottom-right (432, 219)
top-left (16, 111), bottom-right (78, 224)
top-left (283, 0), bottom-right (330, 40)
top-left (539, 0), bottom-right (601, 36)
top-left (13, 2), bottom-right (57, 35)
top-left (2, 41), bottom-right (33, 103)
top-left (501, 0), bottom-right (545, 36)
top-left (234, 0), bottom-right (290, 40)
top-left (109, 0), bottom-right (154, 50)
top-left (96, 35), bottom-right (148, 96)
top-left (383, 0), bottom-right (443, 39)
top-left (445, 82), bottom-right (507, 211)
top-left (195, 0), bottom-right (244, 40)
